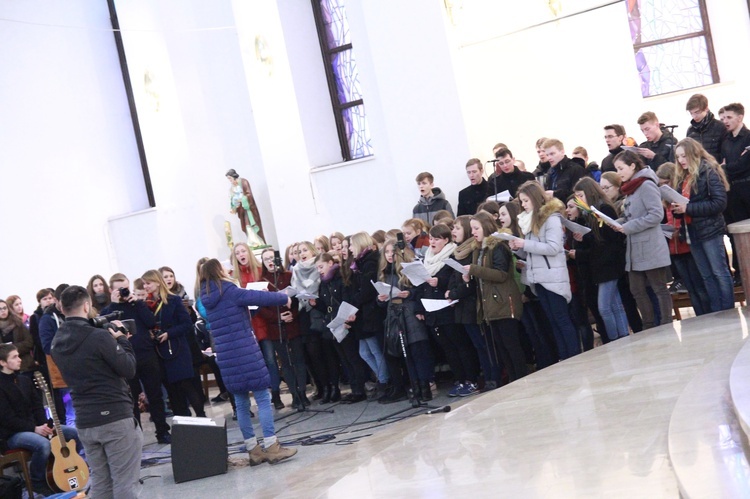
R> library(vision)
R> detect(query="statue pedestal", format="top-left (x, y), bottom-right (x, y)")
top-left (728, 220), bottom-right (750, 297)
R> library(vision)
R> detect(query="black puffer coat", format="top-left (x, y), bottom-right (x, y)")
top-left (446, 252), bottom-right (478, 325)
top-left (683, 161), bottom-right (728, 242)
top-left (379, 266), bottom-right (428, 344)
top-left (573, 204), bottom-right (626, 284)
top-left (687, 111), bottom-right (726, 162)
top-left (349, 249), bottom-right (386, 340)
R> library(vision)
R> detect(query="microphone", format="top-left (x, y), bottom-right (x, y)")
top-left (425, 405), bottom-right (451, 415)
top-left (273, 250), bottom-right (282, 269)
top-left (396, 232), bottom-right (406, 250)
top-left (486, 159), bottom-right (499, 163)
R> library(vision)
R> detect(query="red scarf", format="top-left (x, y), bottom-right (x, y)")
top-left (621, 176), bottom-right (650, 196)
top-left (681, 175), bottom-right (693, 224)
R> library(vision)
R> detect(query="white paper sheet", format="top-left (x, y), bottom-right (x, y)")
top-left (561, 218), bottom-right (592, 235)
top-left (295, 292), bottom-right (319, 300)
top-left (444, 258), bottom-right (468, 275)
top-left (421, 299), bottom-right (458, 312)
top-left (591, 206), bottom-right (622, 229)
top-left (400, 261), bottom-right (433, 286)
top-left (659, 185), bottom-right (690, 205)
top-left (172, 416), bottom-right (217, 426)
top-left (371, 281), bottom-right (401, 299)
top-left (491, 231), bottom-right (522, 242)
top-left (326, 301), bottom-right (359, 343)
top-left (279, 286), bottom-right (298, 297)
top-left (486, 190), bottom-right (512, 203)
top-left (245, 282), bottom-right (269, 309)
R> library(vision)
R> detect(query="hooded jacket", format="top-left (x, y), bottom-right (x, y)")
top-left (412, 187), bottom-right (454, 225)
top-left (51, 317), bottom-right (136, 429)
top-left (200, 281), bottom-right (288, 393)
top-left (468, 235), bottom-right (523, 322)
top-left (514, 198), bottom-right (572, 302)
top-left (621, 168), bottom-right (671, 271)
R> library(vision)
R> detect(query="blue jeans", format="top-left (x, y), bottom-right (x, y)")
top-left (598, 279), bottom-right (629, 340)
top-left (464, 324), bottom-right (501, 384)
top-left (359, 337), bottom-right (389, 383)
top-left (259, 340), bottom-right (281, 392)
top-left (535, 284), bottom-right (581, 360)
top-left (688, 231), bottom-right (734, 312)
top-left (233, 389), bottom-right (275, 443)
top-left (7, 425), bottom-right (81, 484)
top-left (673, 254), bottom-right (711, 316)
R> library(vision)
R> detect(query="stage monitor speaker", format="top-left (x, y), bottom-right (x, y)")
top-left (171, 417), bottom-right (227, 483)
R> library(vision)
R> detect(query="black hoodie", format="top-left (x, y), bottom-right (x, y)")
top-left (51, 317), bottom-right (136, 429)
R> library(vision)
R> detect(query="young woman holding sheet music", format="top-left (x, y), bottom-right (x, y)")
top-left (418, 224), bottom-right (480, 397)
top-left (670, 138), bottom-right (733, 312)
top-left (572, 178), bottom-right (630, 340)
top-left (612, 151), bottom-right (672, 329)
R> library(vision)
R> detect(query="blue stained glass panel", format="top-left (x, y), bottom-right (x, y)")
top-left (319, 0), bottom-right (350, 48)
top-left (330, 50), bottom-right (363, 103)
top-left (635, 0), bottom-right (703, 43)
top-left (637, 36), bottom-right (713, 97)
top-left (342, 105), bottom-right (373, 159)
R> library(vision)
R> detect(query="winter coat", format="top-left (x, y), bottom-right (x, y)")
top-left (349, 250), bottom-right (386, 340)
top-left (686, 111), bottom-right (726, 162)
top-left (514, 198), bottom-right (572, 303)
top-left (315, 267), bottom-right (346, 341)
top-left (101, 299), bottom-right (157, 361)
top-left (446, 251), bottom-right (479, 325)
top-left (639, 128), bottom-right (676, 171)
top-left (487, 167), bottom-right (535, 198)
top-left (601, 146), bottom-right (623, 173)
top-left (412, 187), bottom-right (454, 225)
top-left (457, 179), bottom-right (491, 216)
top-left (52, 317), bottom-right (136, 429)
top-left (379, 267), bottom-right (429, 344)
top-left (468, 236), bottom-right (523, 322)
top-left (0, 371), bottom-right (48, 440)
top-left (621, 168), bottom-right (671, 271)
top-left (152, 294), bottom-right (196, 383)
top-left (200, 280), bottom-right (288, 393)
top-left (545, 157), bottom-right (588, 203)
top-left (573, 204), bottom-right (626, 284)
top-left (258, 270), bottom-right (301, 342)
top-left (417, 265), bottom-right (455, 326)
top-left (720, 126), bottom-right (750, 182)
top-left (682, 161), bottom-right (728, 242)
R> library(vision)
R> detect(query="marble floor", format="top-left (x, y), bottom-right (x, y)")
top-left (134, 306), bottom-right (749, 498)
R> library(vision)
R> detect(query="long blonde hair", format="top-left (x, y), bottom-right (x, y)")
top-left (231, 242), bottom-right (262, 284)
top-left (141, 269), bottom-right (173, 305)
top-left (673, 138), bottom-right (729, 193)
top-left (378, 239), bottom-right (415, 288)
top-left (517, 181), bottom-right (549, 235)
top-left (194, 257), bottom-right (210, 301)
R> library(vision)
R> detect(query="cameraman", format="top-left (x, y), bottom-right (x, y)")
top-left (100, 273), bottom-right (171, 444)
top-left (51, 285), bottom-right (141, 499)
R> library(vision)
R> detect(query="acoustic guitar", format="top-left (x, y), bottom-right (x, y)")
top-left (33, 371), bottom-right (89, 493)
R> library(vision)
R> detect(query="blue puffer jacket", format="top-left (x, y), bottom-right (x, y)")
top-left (200, 280), bottom-right (288, 393)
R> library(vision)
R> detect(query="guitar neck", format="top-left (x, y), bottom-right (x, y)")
top-left (34, 373), bottom-right (68, 447)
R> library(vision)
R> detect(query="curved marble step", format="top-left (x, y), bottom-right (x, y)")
top-left (668, 343), bottom-right (750, 498)
top-left (730, 336), bottom-right (750, 443)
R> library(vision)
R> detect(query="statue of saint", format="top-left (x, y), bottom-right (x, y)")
top-left (226, 169), bottom-right (266, 247)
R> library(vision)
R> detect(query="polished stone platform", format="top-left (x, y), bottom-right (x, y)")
top-left (137, 307), bottom-right (750, 498)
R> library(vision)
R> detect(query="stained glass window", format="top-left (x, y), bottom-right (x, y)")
top-left (312, 0), bottom-right (374, 160)
top-left (627, 0), bottom-right (718, 97)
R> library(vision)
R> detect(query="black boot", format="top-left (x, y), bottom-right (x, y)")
top-left (291, 392), bottom-right (301, 411)
top-left (330, 385), bottom-right (341, 403)
top-left (321, 385), bottom-right (332, 404)
top-left (299, 390), bottom-right (312, 407)
top-left (409, 382), bottom-right (422, 408)
top-left (419, 381), bottom-right (433, 401)
top-left (312, 385), bottom-right (324, 400)
top-left (271, 390), bottom-right (285, 410)
top-left (378, 386), bottom-right (408, 404)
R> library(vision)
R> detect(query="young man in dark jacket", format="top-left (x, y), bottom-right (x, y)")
top-left (542, 139), bottom-right (588, 203)
top-left (457, 158), bottom-right (490, 216)
top-left (412, 172), bottom-right (454, 225)
top-left (487, 147), bottom-right (534, 198)
top-left (636, 111), bottom-right (677, 170)
top-left (686, 93), bottom-right (726, 161)
top-left (601, 124), bottom-right (627, 173)
top-left (0, 344), bottom-right (81, 496)
top-left (52, 286), bottom-right (141, 499)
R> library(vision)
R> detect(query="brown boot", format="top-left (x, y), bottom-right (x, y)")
top-left (248, 444), bottom-right (268, 466)
top-left (264, 441), bottom-right (297, 464)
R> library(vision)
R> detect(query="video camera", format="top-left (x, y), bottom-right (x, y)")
top-left (90, 311), bottom-right (135, 335)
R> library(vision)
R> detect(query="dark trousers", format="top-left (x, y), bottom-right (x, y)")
top-left (273, 337), bottom-right (308, 394)
top-left (430, 323), bottom-right (479, 383)
top-left (164, 375), bottom-right (205, 418)
top-left (464, 323), bottom-right (501, 383)
top-left (569, 291), bottom-right (594, 351)
top-left (520, 298), bottom-right (558, 369)
top-left (581, 276), bottom-right (606, 346)
top-left (618, 275), bottom-right (643, 333)
top-left (333, 333), bottom-right (368, 395)
top-left (488, 319), bottom-right (527, 382)
top-left (536, 285), bottom-right (581, 360)
top-left (302, 334), bottom-right (330, 390)
top-left (129, 355), bottom-right (169, 436)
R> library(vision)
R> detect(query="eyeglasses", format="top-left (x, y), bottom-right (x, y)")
top-left (604, 135), bottom-right (619, 140)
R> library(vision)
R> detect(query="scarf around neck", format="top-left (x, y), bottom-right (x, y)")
top-left (453, 238), bottom-right (475, 261)
top-left (518, 210), bottom-right (533, 235)
top-left (621, 176), bottom-right (650, 196)
top-left (423, 241), bottom-right (457, 276)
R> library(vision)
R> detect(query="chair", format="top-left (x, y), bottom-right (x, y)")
top-left (199, 364), bottom-right (217, 401)
top-left (0, 448), bottom-right (34, 497)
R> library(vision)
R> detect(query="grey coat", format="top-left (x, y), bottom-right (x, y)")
top-left (621, 168), bottom-right (671, 272)
top-left (515, 198), bottom-right (572, 303)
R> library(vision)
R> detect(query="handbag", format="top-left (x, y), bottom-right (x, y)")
top-left (384, 304), bottom-right (407, 357)
top-left (309, 308), bottom-right (327, 334)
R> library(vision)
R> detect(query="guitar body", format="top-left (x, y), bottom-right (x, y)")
top-left (46, 436), bottom-right (89, 492)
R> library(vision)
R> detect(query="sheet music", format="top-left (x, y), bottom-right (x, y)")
top-left (245, 282), bottom-right (268, 309)
top-left (561, 218), bottom-right (592, 235)
top-left (491, 232), bottom-right (522, 242)
top-left (444, 258), bottom-right (468, 275)
top-left (421, 299), bottom-right (459, 312)
top-left (400, 261), bottom-right (433, 286)
top-left (326, 301), bottom-right (359, 343)
top-left (591, 206), bottom-right (622, 229)
top-left (486, 190), bottom-right (512, 203)
top-left (371, 280), bottom-right (402, 299)
top-left (659, 185), bottom-right (690, 205)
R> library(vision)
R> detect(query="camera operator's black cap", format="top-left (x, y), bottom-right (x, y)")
top-left (225, 169), bottom-right (239, 179)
